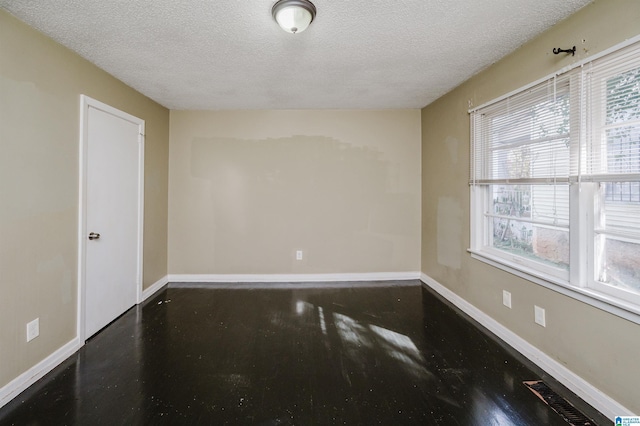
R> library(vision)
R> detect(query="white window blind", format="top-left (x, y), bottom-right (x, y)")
top-left (582, 44), bottom-right (640, 184)
top-left (471, 75), bottom-right (572, 187)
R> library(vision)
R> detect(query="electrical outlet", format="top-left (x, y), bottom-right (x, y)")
top-left (534, 305), bottom-right (546, 327)
top-left (502, 290), bottom-right (512, 309)
top-left (27, 318), bottom-right (39, 342)
top-left (296, 250), bottom-right (303, 261)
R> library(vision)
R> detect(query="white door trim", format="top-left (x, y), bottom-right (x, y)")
top-left (77, 95), bottom-right (145, 342)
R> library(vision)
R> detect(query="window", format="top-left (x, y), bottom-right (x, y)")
top-left (585, 49), bottom-right (640, 301)
top-left (470, 40), bottom-right (640, 314)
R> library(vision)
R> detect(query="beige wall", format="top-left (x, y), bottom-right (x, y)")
top-left (169, 110), bottom-right (421, 275)
top-left (0, 10), bottom-right (169, 388)
top-left (421, 0), bottom-right (640, 413)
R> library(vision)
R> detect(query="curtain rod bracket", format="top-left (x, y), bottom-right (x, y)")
top-left (553, 46), bottom-right (576, 56)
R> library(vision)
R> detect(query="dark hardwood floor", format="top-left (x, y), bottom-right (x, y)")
top-left (0, 281), bottom-right (608, 425)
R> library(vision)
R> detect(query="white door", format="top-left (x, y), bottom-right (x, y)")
top-left (80, 96), bottom-right (144, 339)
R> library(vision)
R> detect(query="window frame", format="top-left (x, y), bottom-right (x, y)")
top-left (585, 59), bottom-right (640, 307)
top-left (469, 36), bottom-right (640, 324)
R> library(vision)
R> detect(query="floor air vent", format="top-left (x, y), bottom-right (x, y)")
top-left (523, 381), bottom-right (594, 426)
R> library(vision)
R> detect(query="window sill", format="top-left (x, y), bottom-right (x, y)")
top-left (468, 248), bottom-right (640, 325)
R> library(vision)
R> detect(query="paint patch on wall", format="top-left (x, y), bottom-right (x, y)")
top-left (185, 136), bottom-right (419, 272)
top-left (444, 136), bottom-right (459, 165)
top-left (0, 77), bottom-right (75, 222)
top-left (437, 197), bottom-right (462, 270)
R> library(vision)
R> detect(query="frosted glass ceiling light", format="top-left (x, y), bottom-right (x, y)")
top-left (272, 0), bottom-right (316, 34)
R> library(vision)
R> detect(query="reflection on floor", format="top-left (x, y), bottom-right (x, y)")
top-left (0, 281), bottom-right (608, 425)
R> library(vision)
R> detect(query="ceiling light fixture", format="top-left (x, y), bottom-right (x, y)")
top-left (272, 0), bottom-right (317, 34)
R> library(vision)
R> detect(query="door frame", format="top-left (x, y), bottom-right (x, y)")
top-left (77, 95), bottom-right (145, 342)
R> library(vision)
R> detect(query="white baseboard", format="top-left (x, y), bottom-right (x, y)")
top-left (0, 337), bottom-right (81, 409)
top-left (420, 272), bottom-right (633, 419)
top-left (168, 271), bottom-right (421, 284)
top-left (141, 274), bottom-right (168, 302)
top-left (1, 275), bottom-right (168, 410)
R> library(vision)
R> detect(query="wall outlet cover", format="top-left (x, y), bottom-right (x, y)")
top-left (27, 318), bottom-right (40, 342)
top-left (502, 290), bottom-right (512, 308)
top-left (534, 305), bottom-right (546, 327)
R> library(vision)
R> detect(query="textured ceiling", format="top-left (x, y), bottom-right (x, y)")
top-left (0, 0), bottom-right (592, 110)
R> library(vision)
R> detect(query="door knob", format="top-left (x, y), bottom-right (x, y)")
top-left (88, 232), bottom-right (101, 240)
